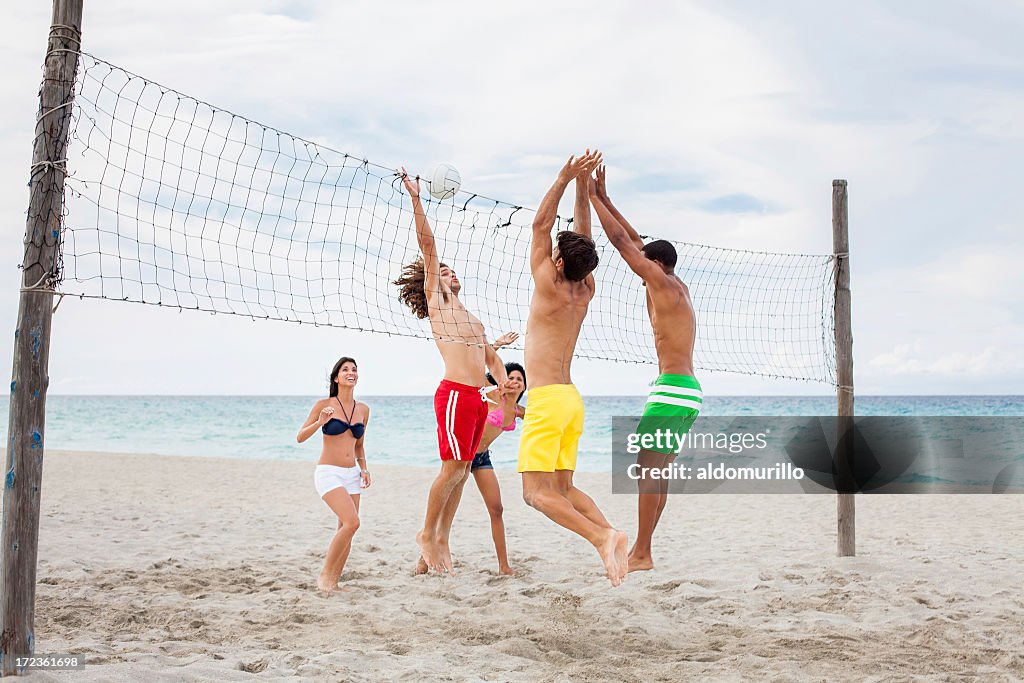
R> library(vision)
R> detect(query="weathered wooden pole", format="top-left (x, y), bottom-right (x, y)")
top-left (1, 0), bottom-right (83, 674)
top-left (832, 179), bottom-right (855, 557)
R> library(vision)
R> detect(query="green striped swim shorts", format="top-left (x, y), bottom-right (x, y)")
top-left (633, 374), bottom-right (702, 455)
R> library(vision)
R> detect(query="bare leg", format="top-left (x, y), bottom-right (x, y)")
top-left (326, 493), bottom-right (361, 579)
top-left (417, 460), bottom-right (471, 573)
top-left (556, 469), bottom-right (613, 529)
top-left (318, 488), bottom-right (360, 594)
top-left (436, 463), bottom-right (472, 574)
top-left (629, 451), bottom-right (673, 572)
top-left (522, 471), bottom-right (627, 587)
top-left (473, 468), bottom-right (514, 575)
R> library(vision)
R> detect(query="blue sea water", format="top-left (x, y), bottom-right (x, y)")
top-left (1, 395), bottom-right (1022, 473)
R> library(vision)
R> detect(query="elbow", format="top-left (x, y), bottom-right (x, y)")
top-left (533, 210), bottom-right (554, 231)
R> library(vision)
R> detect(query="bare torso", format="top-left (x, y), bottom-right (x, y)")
top-left (429, 295), bottom-right (490, 386)
top-left (646, 273), bottom-right (696, 376)
top-left (525, 276), bottom-right (595, 388)
top-left (314, 397), bottom-right (368, 468)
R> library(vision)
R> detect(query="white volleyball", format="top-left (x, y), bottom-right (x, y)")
top-left (428, 163), bottom-right (461, 200)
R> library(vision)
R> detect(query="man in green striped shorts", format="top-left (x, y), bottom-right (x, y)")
top-left (636, 374), bottom-right (702, 454)
top-left (590, 165), bottom-right (700, 572)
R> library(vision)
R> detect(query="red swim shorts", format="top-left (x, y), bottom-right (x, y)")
top-left (434, 379), bottom-right (488, 461)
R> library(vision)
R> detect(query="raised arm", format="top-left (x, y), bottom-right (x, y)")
top-left (572, 150), bottom-right (603, 239)
top-left (593, 164), bottom-right (643, 250)
top-left (532, 152), bottom-right (601, 279)
top-left (401, 168), bottom-right (444, 301)
top-left (484, 344), bottom-right (509, 387)
top-left (590, 181), bottom-right (664, 284)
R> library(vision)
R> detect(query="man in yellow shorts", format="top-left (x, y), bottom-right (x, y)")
top-left (519, 150), bottom-right (629, 588)
top-left (589, 164), bottom-right (700, 572)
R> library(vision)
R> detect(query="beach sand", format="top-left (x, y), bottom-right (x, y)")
top-left (16, 450), bottom-right (1024, 681)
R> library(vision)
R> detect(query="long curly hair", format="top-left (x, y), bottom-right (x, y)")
top-left (393, 257), bottom-right (450, 319)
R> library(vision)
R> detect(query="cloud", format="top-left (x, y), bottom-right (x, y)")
top-left (857, 239), bottom-right (1024, 392)
top-left (869, 341), bottom-right (1024, 378)
top-left (699, 193), bottom-right (779, 215)
top-left (2, 1), bottom-right (1023, 395)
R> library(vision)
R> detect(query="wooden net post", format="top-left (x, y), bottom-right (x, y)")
top-left (1, 0), bottom-right (83, 674)
top-left (832, 179), bottom-right (855, 557)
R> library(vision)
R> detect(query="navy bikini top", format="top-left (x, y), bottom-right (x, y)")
top-left (322, 397), bottom-right (366, 439)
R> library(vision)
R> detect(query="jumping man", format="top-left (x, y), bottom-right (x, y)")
top-left (589, 164), bottom-right (701, 572)
top-left (519, 150), bottom-right (629, 588)
top-left (394, 168), bottom-right (513, 575)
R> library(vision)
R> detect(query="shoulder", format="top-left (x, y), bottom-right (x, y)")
top-left (670, 275), bottom-right (690, 296)
top-left (647, 269), bottom-right (681, 291)
top-left (310, 397), bottom-right (330, 411)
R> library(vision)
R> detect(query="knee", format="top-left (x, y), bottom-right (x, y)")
top-left (487, 501), bottom-right (504, 518)
top-left (339, 516), bottom-right (360, 534)
top-left (637, 480), bottom-right (660, 496)
top-left (444, 463), bottom-right (471, 482)
top-left (521, 487), bottom-right (538, 509)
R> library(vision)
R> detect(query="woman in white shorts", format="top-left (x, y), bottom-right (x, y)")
top-left (296, 356), bottom-right (371, 594)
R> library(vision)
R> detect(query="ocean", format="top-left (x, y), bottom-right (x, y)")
top-left (2, 395), bottom-right (1022, 473)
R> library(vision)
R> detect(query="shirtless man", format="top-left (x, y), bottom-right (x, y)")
top-left (395, 168), bottom-right (512, 575)
top-left (519, 150), bottom-right (629, 588)
top-left (589, 164), bottom-right (701, 572)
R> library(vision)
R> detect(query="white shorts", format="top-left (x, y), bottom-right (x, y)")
top-left (314, 464), bottom-right (362, 498)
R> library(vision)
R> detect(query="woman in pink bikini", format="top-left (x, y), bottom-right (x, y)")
top-left (471, 354), bottom-right (527, 576)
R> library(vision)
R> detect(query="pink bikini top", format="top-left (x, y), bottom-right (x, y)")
top-left (486, 405), bottom-right (518, 432)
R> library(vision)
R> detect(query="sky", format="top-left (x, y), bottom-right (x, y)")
top-left (1, 1), bottom-right (1022, 396)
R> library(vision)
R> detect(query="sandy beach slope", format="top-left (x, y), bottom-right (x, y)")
top-left (13, 450), bottom-right (1024, 681)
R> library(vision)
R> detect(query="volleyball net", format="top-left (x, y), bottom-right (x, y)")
top-left (47, 53), bottom-right (837, 383)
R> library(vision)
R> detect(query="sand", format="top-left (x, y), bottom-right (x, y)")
top-left (14, 449), bottom-right (1024, 681)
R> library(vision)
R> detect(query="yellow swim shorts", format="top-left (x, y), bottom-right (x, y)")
top-left (517, 384), bottom-right (584, 473)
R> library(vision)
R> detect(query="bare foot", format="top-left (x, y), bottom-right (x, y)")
top-left (498, 565), bottom-right (516, 576)
top-left (613, 530), bottom-right (628, 584)
top-left (597, 529), bottom-right (629, 587)
top-left (627, 552), bottom-right (655, 573)
top-left (416, 529), bottom-right (447, 573)
top-left (414, 556), bottom-right (428, 575)
top-left (439, 539), bottom-right (455, 576)
top-left (316, 573), bottom-right (337, 596)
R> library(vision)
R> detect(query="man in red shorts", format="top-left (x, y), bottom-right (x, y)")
top-left (395, 168), bottom-right (513, 575)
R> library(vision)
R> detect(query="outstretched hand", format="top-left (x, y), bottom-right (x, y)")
top-left (557, 149), bottom-right (602, 183)
top-left (493, 331), bottom-right (520, 348)
top-left (593, 164), bottom-right (608, 199)
top-left (578, 150), bottom-right (603, 179)
top-left (399, 166), bottom-right (420, 198)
